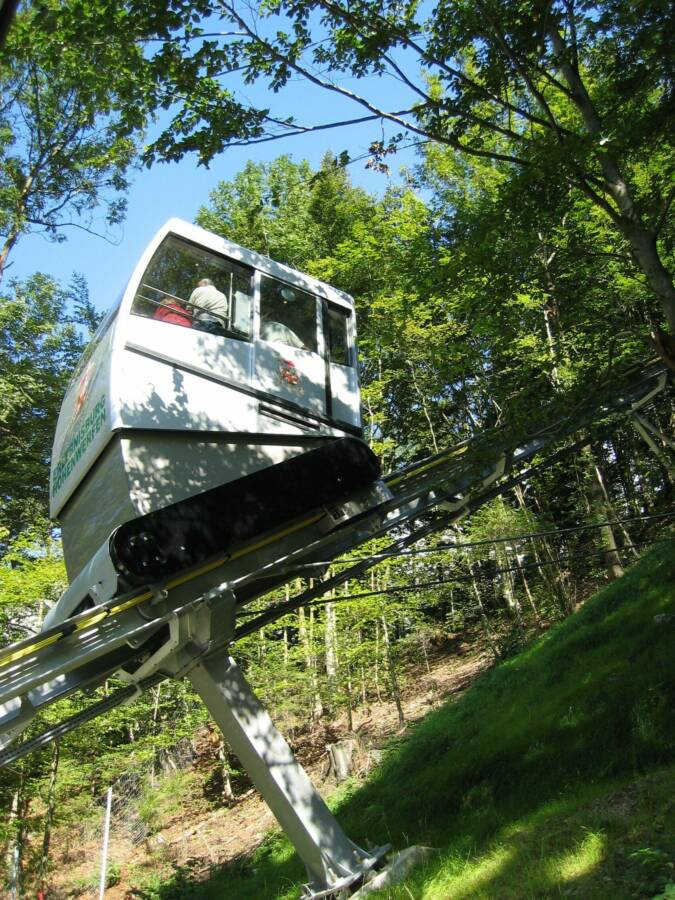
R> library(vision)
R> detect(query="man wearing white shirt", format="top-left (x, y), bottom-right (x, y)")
top-left (189, 278), bottom-right (228, 332)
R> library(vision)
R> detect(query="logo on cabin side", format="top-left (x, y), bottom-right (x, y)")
top-left (280, 359), bottom-right (301, 386)
top-left (51, 394), bottom-right (107, 497)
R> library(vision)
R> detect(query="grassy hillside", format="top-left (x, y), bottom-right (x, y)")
top-left (154, 539), bottom-right (675, 899)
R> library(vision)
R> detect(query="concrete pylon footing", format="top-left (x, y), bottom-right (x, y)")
top-left (350, 846), bottom-right (436, 897)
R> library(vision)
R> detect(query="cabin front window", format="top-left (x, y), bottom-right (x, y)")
top-left (259, 275), bottom-right (318, 352)
top-left (132, 236), bottom-right (254, 338)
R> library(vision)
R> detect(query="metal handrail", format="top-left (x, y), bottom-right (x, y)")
top-left (136, 283), bottom-right (248, 336)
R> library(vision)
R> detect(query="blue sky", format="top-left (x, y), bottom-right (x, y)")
top-left (8, 52), bottom-right (424, 315)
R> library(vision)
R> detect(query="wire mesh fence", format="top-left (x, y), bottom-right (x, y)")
top-left (53, 736), bottom-right (196, 897)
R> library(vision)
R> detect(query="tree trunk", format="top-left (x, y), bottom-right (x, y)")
top-left (536, 226), bottom-right (568, 384)
top-left (344, 657), bottom-right (354, 732)
top-left (540, 535), bottom-right (574, 614)
top-left (620, 223), bottom-right (675, 336)
top-left (326, 739), bottom-right (358, 783)
top-left (519, 564), bottom-right (542, 624)
top-left (342, 582), bottom-right (355, 731)
top-left (150, 683), bottom-right (162, 787)
top-left (420, 632), bottom-right (432, 674)
top-left (5, 770), bottom-right (27, 900)
top-left (548, 26), bottom-right (675, 333)
top-left (513, 484), bottom-right (571, 615)
top-left (0, 171), bottom-right (35, 283)
top-left (298, 604), bottom-right (323, 718)
top-left (37, 742), bottom-right (60, 894)
top-left (610, 433), bottom-right (642, 517)
top-left (380, 611), bottom-right (405, 726)
top-left (357, 627), bottom-right (368, 705)
top-left (0, 231), bottom-right (18, 280)
top-left (583, 446), bottom-right (625, 580)
top-left (407, 359), bottom-right (440, 452)
top-left (217, 737), bottom-right (235, 802)
top-left (469, 562), bottom-right (501, 660)
top-left (324, 594), bottom-right (339, 716)
top-left (496, 543), bottom-right (521, 621)
top-left (373, 572), bottom-right (383, 702)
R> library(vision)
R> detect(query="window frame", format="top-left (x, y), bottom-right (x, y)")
top-left (67, 298), bottom-right (121, 391)
top-left (131, 235), bottom-right (256, 343)
top-left (324, 302), bottom-right (354, 368)
top-left (258, 272), bottom-right (321, 354)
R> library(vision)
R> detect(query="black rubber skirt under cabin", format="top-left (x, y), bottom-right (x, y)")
top-left (110, 437), bottom-right (380, 584)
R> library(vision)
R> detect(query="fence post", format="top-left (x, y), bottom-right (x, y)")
top-left (98, 787), bottom-right (113, 899)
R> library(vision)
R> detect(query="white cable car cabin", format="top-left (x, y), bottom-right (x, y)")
top-left (47, 218), bottom-right (379, 619)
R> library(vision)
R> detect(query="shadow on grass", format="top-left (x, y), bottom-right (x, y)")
top-left (389, 765), bottom-right (675, 899)
top-left (143, 541), bottom-right (675, 899)
top-left (127, 833), bottom-right (305, 899)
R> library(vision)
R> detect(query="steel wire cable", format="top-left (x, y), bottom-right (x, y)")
top-left (0, 673), bottom-right (163, 769)
top-left (307, 538), bottom-right (675, 607)
top-left (236, 536), bottom-right (674, 615)
top-left (265, 511), bottom-right (675, 570)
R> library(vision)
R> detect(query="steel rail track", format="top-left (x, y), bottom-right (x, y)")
top-left (0, 362), bottom-right (670, 764)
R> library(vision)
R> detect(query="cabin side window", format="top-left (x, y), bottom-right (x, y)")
top-left (259, 275), bottom-right (318, 352)
top-left (67, 301), bottom-right (121, 391)
top-left (132, 236), bottom-right (254, 338)
top-left (326, 305), bottom-right (353, 367)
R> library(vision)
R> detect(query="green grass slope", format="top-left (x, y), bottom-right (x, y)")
top-left (151, 540), bottom-right (675, 899)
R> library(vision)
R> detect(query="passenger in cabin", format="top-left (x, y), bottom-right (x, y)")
top-left (153, 295), bottom-right (193, 328)
top-left (189, 278), bottom-right (229, 333)
top-left (260, 286), bottom-right (310, 349)
top-left (260, 306), bottom-right (305, 349)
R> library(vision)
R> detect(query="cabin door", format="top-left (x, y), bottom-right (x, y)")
top-left (254, 274), bottom-right (327, 422)
top-left (325, 303), bottom-right (359, 428)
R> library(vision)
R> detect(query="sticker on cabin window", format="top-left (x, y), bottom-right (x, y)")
top-left (75, 361), bottom-right (94, 415)
top-left (280, 359), bottom-right (301, 386)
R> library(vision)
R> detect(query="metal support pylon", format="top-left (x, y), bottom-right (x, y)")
top-left (631, 411), bottom-right (675, 474)
top-left (188, 651), bottom-right (388, 898)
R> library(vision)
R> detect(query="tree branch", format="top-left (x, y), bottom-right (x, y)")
top-left (313, 0), bottom-right (558, 133)
top-left (476, 2), bottom-right (564, 142)
top-left (219, 1), bottom-right (530, 166)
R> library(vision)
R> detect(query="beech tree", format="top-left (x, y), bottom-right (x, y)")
top-left (0, 274), bottom-right (94, 538)
top-left (420, 136), bottom-right (653, 389)
top-left (196, 153), bottom-right (375, 272)
top-left (0, 3), bottom-right (140, 278)
top-left (37, 0), bottom-right (675, 346)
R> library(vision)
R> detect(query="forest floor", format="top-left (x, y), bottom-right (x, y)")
top-left (49, 632), bottom-right (496, 898)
